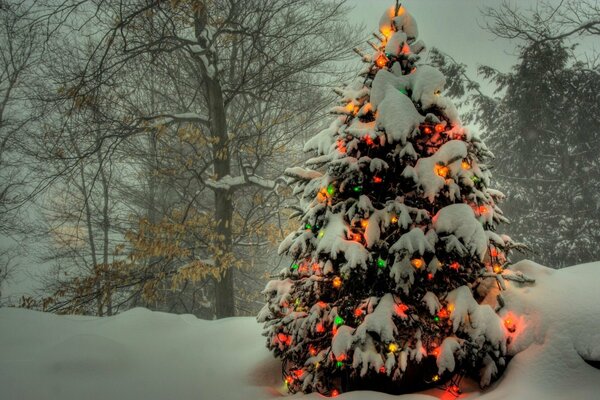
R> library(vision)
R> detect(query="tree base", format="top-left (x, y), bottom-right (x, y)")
top-left (341, 356), bottom-right (450, 395)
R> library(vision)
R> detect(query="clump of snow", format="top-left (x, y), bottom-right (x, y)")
top-left (433, 204), bottom-right (488, 260)
top-left (385, 31), bottom-right (408, 56)
top-left (412, 140), bottom-right (468, 201)
top-left (304, 118), bottom-right (343, 154)
top-left (410, 65), bottom-right (445, 110)
top-left (376, 86), bottom-right (424, 144)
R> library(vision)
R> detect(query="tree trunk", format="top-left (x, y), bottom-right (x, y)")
top-left (195, 6), bottom-right (235, 318)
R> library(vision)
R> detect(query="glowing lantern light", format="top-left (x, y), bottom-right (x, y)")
top-left (345, 102), bottom-right (354, 113)
top-left (432, 374), bottom-right (440, 382)
top-left (350, 232), bottom-right (362, 242)
top-left (435, 164), bottom-right (450, 178)
top-left (334, 316), bottom-right (344, 326)
top-left (395, 303), bottom-right (409, 315)
top-left (354, 308), bottom-right (363, 317)
top-left (316, 323), bottom-right (325, 333)
top-left (309, 345), bottom-right (318, 356)
top-left (435, 123), bottom-right (445, 133)
top-left (317, 188), bottom-right (328, 202)
top-left (379, 366), bottom-right (387, 373)
top-left (447, 304), bottom-right (455, 312)
top-left (388, 343), bottom-right (399, 352)
top-left (423, 125), bottom-right (433, 135)
top-left (504, 317), bottom-right (516, 332)
top-left (493, 264), bottom-right (503, 274)
top-left (490, 248), bottom-right (499, 257)
top-left (285, 376), bottom-right (294, 384)
top-left (360, 219), bottom-right (369, 228)
top-left (411, 258), bottom-right (424, 269)
top-left (330, 389), bottom-right (340, 397)
top-left (380, 25), bottom-right (392, 39)
top-left (294, 369), bottom-right (304, 378)
top-left (449, 385), bottom-right (461, 395)
top-left (277, 333), bottom-right (292, 346)
top-left (391, 215), bottom-right (398, 224)
top-left (364, 136), bottom-right (374, 146)
top-left (431, 346), bottom-right (440, 357)
top-left (376, 54), bottom-right (388, 68)
top-left (450, 261), bottom-right (460, 271)
top-left (438, 308), bottom-right (449, 319)
top-left (332, 276), bottom-right (342, 288)
top-left (373, 176), bottom-right (383, 183)
top-left (478, 205), bottom-right (488, 214)
top-left (461, 160), bottom-right (471, 170)
top-left (317, 301), bottom-right (327, 308)
top-left (377, 258), bottom-right (387, 268)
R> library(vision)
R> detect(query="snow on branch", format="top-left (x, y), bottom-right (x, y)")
top-left (204, 173), bottom-right (285, 192)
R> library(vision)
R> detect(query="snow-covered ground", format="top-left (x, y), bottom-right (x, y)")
top-left (1, 260), bottom-right (599, 400)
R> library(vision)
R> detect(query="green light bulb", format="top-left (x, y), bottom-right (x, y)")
top-left (377, 258), bottom-right (386, 268)
top-left (334, 316), bottom-right (344, 326)
top-left (327, 184), bottom-right (335, 196)
top-left (291, 263), bottom-right (299, 270)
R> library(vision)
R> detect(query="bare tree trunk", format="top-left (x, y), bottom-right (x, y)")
top-left (195, 6), bottom-right (234, 318)
top-left (97, 149), bottom-right (112, 316)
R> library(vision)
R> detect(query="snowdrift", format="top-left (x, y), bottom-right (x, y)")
top-left (1, 260), bottom-right (599, 400)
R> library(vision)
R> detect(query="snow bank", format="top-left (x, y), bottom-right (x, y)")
top-left (1, 261), bottom-right (599, 400)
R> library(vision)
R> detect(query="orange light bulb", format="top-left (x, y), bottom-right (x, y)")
top-left (376, 54), bottom-right (388, 68)
top-left (435, 164), bottom-right (450, 178)
top-left (332, 276), bottom-right (342, 288)
top-left (461, 160), bottom-right (471, 170)
top-left (411, 258), bottom-right (424, 269)
top-left (435, 123), bottom-right (445, 133)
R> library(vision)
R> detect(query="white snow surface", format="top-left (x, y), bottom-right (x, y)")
top-left (1, 260), bottom-right (599, 400)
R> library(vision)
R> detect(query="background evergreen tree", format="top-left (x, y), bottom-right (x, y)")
top-left (259, 4), bottom-right (525, 396)
top-left (435, 39), bottom-right (600, 268)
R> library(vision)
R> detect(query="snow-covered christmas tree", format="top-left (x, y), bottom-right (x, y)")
top-left (259, 3), bottom-right (521, 396)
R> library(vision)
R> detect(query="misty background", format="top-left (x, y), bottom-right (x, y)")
top-left (0, 0), bottom-right (598, 318)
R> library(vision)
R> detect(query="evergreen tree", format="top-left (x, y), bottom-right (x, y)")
top-left (473, 40), bottom-right (600, 268)
top-left (259, 4), bottom-right (522, 396)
